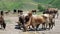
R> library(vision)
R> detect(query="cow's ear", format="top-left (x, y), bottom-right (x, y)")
top-left (28, 12), bottom-right (32, 17)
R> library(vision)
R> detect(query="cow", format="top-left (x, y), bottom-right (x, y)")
top-left (22, 12), bottom-right (54, 32)
top-left (43, 8), bottom-right (58, 26)
top-left (43, 8), bottom-right (59, 18)
top-left (13, 9), bottom-right (17, 14)
top-left (18, 10), bottom-right (23, 14)
top-left (31, 10), bottom-right (37, 14)
top-left (5, 10), bottom-right (10, 14)
top-left (17, 11), bottom-right (28, 30)
top-left (18, 14), bottom-right (24, 29)
top-left (0, 15), bottom-right (6, 29)
top-left (5, 11), bottom-right (10, 15)
top-left (42, 14), bottom-right (55, 29)
top-left (0, 11), bottom-right (4, 16)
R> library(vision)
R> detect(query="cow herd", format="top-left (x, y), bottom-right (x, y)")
top-left (17, 8), bottom-right (59, 32)
top-left (0, 8), bottom-right (59, 32)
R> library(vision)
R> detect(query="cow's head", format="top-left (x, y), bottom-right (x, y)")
top-left (24, 12), bottom-right (32, 24)
top-left (19, 11), bottom-right (32, 24)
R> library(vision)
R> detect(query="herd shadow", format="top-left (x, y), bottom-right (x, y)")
top-left (15, 25), bottom-right (20, 29)
top-left (0, 28), bottom-right (2, 29)
top-left (15, 25), bottom-right (50, 31)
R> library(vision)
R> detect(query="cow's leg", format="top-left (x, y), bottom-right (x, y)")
top-left (50, 19), bottom-right (55, 29)
top-left (46, 23), bottom-right (47, 29)
top-left (23, 23), bottom-right (30, 32)
top-left (57, 12), bottom-right (59, 18)
top-left (53, 18), bottom-right (55, 26)
top-left (42, 23), bottom-right (45, 29)
top-left (42, 24), bottom-right (44, 29)
top-left (52, 20), bottom-right (55, 26)
top-left (49, 23), bottom-right (51, 30)
top-left (51, 22), bottom-right (54, 29)
top-left (36, 24), bottom-right (40, 30)
top-left (19, 22), bottom-right (23, 30)
top-left (2, 22), bottom-right (6, 29)
top-left (32, 25), bottom-right (35, 30)
top-left (18, 23), bottom-right (22, 29)
top-left (29, 26), bottom-right (31, 29)
top-left (22, 24), bottom-right (27, 32)
top-left (1, 24), bottom-right (3, 29)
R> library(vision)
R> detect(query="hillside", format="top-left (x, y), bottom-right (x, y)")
top-left (0, 0), bottom-right (60, 10)
top-left (38, 0), bottom-right (60, 9)
top-left (51, 0), bottom-right (60, 9)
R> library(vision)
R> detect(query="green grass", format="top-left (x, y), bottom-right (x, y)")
top-left (51, 0), bottom-right (60, 9)
top-left (0, 0), bottom-right (60, 10)
top-left (36, 12), bottom-right (43, 15)
top-left (0, 0), bottom-right (38, 10)
top-left (38, 0), bottom-right (60, 9)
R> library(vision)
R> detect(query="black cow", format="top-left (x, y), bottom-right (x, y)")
top-left (0, 11), bottom-right (4, 16)
top-left (18, 10), bottom-right (23, 14)
top-left (13, 9), bottom-right (17, 13)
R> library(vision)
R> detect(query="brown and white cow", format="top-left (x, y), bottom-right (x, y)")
top-left (22, 12), bottom-right (53, 31)
top-left (31, 10), bottom-right (37, 14)
top-left (43, 8), bottom-right (59, 18)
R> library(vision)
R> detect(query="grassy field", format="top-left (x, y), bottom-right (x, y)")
top-left (0, 0), bottom-right (38, 11)
top-left (0, 0), bottom-right (60, 10)
top-left (36, 12), bottom-right (43, 15)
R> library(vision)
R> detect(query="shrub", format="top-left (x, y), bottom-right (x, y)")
top-left (38, 4), bottom-right (46, 12)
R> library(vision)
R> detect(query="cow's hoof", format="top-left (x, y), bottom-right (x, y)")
top-left (44, 28), bottom-right (46, 30)
top-left (48, 28), bottom-right (50, 30)
top-left (23, 30), bottom-right (27, 32)
top-left (36, 29), bottom-right (37, 31)
top-left (42, 28), bottom-right (44, 29)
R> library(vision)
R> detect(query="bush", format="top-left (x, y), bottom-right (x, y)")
top-left (38, 4), bottom-right (46, 12)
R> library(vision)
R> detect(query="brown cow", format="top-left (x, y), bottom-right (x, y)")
top-left (0, 15), bottom-right (6, 29)
top-left (23, 12), bottom-right (53, 31)
top-left (42, 14), bottom-right (55, 29)
top-left (43, 8), bottom-right (58, 26)
top-left (43, 8), bottom-right (59, 18)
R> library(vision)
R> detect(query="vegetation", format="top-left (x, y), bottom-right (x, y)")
top-left (0, 0), bottom-right (60, 11)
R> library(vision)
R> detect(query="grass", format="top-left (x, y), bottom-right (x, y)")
top-left (0, 0), bottom-right (38, 11)
top-left (0, 0), bottom-right (60, 10)
top-left (36, 12), bottom-right (43, 15)
top-left (51, 0), bottom-right (60, 9)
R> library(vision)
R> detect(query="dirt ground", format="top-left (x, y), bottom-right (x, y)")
top-left (0, 11), bottom-right (60, 34)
